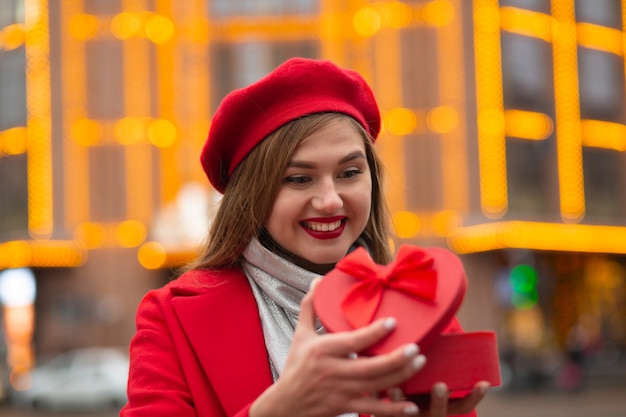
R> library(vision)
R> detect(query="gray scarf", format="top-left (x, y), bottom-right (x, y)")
top-left (242, 238), bottom-right (360, 417)
top-left (242, 238), bottom-right (321, 380)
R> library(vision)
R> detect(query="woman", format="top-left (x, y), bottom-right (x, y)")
top-left (121, 58), bottom-right (488, 417)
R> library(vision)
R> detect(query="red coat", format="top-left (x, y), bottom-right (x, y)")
top-left (121, 268), bottom-right (477, 417)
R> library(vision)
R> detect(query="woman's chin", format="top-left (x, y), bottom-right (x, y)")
top-left (290, 251), bottom-right (342, 275)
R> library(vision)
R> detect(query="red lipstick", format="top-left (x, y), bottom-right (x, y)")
top-left (300, 216), bottom-right (346, 240)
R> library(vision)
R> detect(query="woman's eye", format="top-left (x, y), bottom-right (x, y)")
top-left (285, 175), bottom-right (311, 185)
top-left (340, 168), bottom-right (363, 179)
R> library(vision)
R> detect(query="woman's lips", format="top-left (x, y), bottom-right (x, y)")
top-left (301, 217), bottom-right (346, 240)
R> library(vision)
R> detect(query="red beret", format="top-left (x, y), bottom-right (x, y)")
top-left (200, 57), bottom-right (381, 193)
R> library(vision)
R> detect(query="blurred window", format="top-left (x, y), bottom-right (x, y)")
top-left (401, 28), bottom-right (439, 109)
top-left (505, 138), bottom-right (558, 216)
top-left (89, 145), bottom-right (127, 221)
top-left (210, 0), bottom-right (318, 17)
top-left (83, 0), bottom-right (122, 15)
top-left (500, 2), bottom-right (626, 221)
top-left (86, 40), bottom-right (125, 120)
top-left (0, 49), bottom-right (26, 130)
top-left (578, 48), bottom-right (624, 122)
top-left (576, 21), bottom-right (625, 220)
top-left (501, 32), bottom-right (556, 216)
top-left (575, 0), bottom-right (621, 29)
top-left (502, 33), bottom-right (552, 112)
top-left (499, 0), bottom-right (551, 14)
top-left (0, 153), bottom-right (28, 238)
top-left (0, 0), bottom-right (24, 27)
top-left (583, 148), bottom-right (624, 220)
top-left (0, 2), bottom-right (29, 241)
top-left (400, 27), bottom-right (444, 212)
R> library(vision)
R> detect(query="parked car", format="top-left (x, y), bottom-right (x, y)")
top-left (11, 347), bottom-right (129, 411)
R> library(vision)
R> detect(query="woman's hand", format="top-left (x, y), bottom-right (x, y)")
top-left (250, 278), bottom-right (426, 417)
top-left (404, 381), bottom-right (489, 417)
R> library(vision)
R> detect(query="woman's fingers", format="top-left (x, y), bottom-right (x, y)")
top-left (296, 278), bottom-right (322, 334)
top-left (423, 380), bottom-right (489, 417)
top-left (335, 345), bottom-right (426, 392)
top-left (446, 381), bottom-right (489, 416)
top-left (349, 395), bottom-right (419, 417)
top-left (426, 382), bottom-right (449, 417)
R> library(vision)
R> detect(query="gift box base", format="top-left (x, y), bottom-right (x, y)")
top-left (401, 331), bottom-right (502, 394)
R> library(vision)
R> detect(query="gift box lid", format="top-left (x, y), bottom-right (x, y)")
top-left (314, 244), bottom-right (467, 355)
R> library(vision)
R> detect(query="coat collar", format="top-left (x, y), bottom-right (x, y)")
top-left (170, 269), bottom-right (274, 415)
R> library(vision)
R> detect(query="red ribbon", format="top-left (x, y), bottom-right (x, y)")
top-left (337, 245), bottom-right (438, 329)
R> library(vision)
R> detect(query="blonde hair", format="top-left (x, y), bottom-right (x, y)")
top-left (184, 113), bottom-right (392, 273)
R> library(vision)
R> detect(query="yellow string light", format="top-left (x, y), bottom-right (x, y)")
top-left (0, 127), bottom-right (28, 155)
top-left (61, 1), bottom-right (90, 230)
top-left (2, 24), bottom-right (26, 50)
top-left (577, 22), bottom-right (623, 55)
top-left (449, 222), bottom-right (626, 254)
top-left (25, 0), bottom-right (53, 239)
top-left (552, 0), bottom-right (585, 222)
top-left (473, 0), bottom-right (508, 218)
top-left (504, 110), bottom-right (553, 140)
top-left (0, 240), bottom-right (86, 269)
top-left (500, 6), bottom-right (552, 42)
top-left (581, 119), bottom-right (626, 151)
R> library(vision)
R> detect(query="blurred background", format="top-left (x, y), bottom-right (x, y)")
top-left (0, 0), bottom-right (625, 415)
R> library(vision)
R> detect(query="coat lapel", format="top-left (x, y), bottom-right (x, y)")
top-left (171, 269), bottom-right (273, 416)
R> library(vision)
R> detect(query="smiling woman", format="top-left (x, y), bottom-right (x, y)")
top-left (121, 58), bottom-right (488, 417)
top-left (264, 116), bottom-right (373, 268)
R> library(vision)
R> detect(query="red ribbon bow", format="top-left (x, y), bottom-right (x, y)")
top-left (337, 245), bottom-right (438, 329)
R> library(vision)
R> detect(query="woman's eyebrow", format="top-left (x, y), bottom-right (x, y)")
top-left (287, 150), bottom-right (366, 168)
top-left (339, 150), bottom-right (367, 164)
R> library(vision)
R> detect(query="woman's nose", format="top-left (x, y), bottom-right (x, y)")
top-left (311, 179), bottom-right (343, 212)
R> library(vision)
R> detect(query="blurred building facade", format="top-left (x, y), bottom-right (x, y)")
top-left (0, 0), bottom-right (625, 391)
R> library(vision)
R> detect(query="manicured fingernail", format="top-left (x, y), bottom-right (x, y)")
top-left (403, 404), bottom-right (419, 415)
top-left (404, 343), bottom-right (418, 357)
top-left (412, 354), bottom-right (427, 370)
top-left (309, 278), bottom-right (321, 290)
top-left (388, 387), bottom-right (403, 401)
top-left (434, 382), bottom-right (447, 398)
top-left (478, 381), bottom-right (489, 395)
top-left (383, 317), bottom-right (397, 330)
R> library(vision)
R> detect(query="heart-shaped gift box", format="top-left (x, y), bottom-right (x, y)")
top-left (313, 244), bottom-right (501, 395)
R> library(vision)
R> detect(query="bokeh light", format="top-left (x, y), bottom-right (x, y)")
top-left (114, 117), bottom-right (145, 145)
top-left (384, 108), bottom-right (417, 135)
top-left (148, 119), bottom-right (177, 148)
top-left (353, 6), bottom-right (382, 37)
top-left (111, 12), bottom-right (142, 40)
top-left (115, 220), bottom-right (147, 248)
top-left (392, 211), bottom-right (421, 238)
top-left (0, 268), bottom-right (36, 307)
top-left (69, 13), bottom-right (100, 41)
top-left (145, 14), bottom-right (175, 44)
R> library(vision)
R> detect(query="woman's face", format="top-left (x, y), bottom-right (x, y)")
top-left (264, 117), bottom-right (372, 265)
